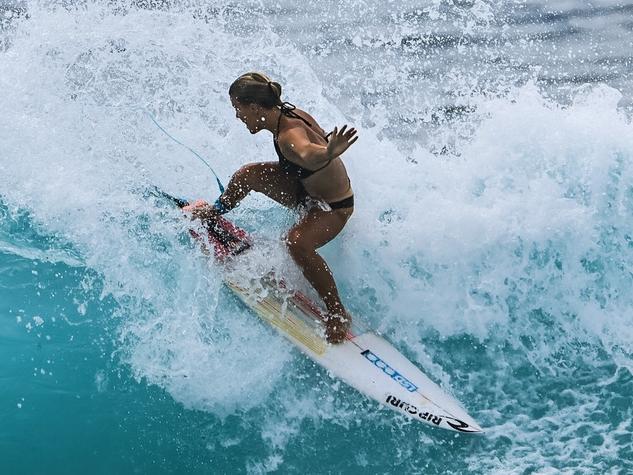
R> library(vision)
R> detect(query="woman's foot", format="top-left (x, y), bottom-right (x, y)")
top-left (324, 312), bottom-right (350, 344)
top-left (183, 199), bottom-right (220, 229)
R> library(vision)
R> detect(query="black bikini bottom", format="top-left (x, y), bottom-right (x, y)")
top-left (328, 195), bottom-right (354, 210)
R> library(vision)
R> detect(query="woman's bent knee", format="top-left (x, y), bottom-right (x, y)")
top-left (234, 163), bottom-right (262, 182)
top-left (235, 162), bottom-right (280, 193)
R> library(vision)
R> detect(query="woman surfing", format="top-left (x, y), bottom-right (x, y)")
top-left (185, 72), bottom-right (358, 344)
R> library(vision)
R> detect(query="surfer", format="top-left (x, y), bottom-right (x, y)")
top-left (185, 72), bottom-right (358, 344)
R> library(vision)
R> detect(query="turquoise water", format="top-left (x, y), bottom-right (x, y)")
top-left (2, 1), bottom-right (633, 473)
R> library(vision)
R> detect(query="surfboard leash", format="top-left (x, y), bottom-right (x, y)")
top-left (145, 111), bottom-right (225, 194)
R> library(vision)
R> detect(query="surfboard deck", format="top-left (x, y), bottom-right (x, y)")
top-left (153, 188), bottom-right (483, 433)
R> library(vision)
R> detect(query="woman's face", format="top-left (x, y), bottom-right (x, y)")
top-left (230, 96), bottom-right (262, 134)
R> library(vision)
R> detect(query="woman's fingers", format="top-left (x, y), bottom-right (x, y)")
top-left (333, 125), bottom-right (357, 140)
top-left (329, 125), bottom-right (358, 154)
top-left (343, 130), bottom-right (357, 144)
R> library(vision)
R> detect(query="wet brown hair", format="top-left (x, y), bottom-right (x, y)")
top-left (228, 72), bottom-right (283, 108)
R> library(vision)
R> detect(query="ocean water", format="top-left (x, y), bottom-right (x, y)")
top-left (1, 0), bottom-right (633, 473)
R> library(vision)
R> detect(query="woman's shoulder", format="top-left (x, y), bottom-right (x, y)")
top-left (292, 108), bottom-right (326, 137)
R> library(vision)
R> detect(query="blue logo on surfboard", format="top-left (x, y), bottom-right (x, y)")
top-left (361, 349), bottom-right (418, 392)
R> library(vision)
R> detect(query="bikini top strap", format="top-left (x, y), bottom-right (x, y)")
top-left (275, 107), bottom-right (284, 140)
top-left (280, 102), bottom-right (313, 127)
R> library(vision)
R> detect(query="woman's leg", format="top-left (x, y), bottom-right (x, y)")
top-left (220, 162), bottom-right (303, 209)
top-left (187, 162), bottom-right (301, 227)
top-left (285, 207), bottom-right (354, 343)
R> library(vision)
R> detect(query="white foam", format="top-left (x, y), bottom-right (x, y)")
top-left (1, 2), bottom-right (632, 469)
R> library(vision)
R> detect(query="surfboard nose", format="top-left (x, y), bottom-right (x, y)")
top-left (438, 405), bottom-right (484, 434)
top-left (454, 416), bottom-right (484, 434)
top-left (438, 411), bottom-right (484, 433)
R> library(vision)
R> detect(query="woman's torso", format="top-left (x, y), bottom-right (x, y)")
top-left (275, 109), bottom-right (353, 204)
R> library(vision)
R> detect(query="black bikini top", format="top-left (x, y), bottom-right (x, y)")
top-left (273, 103), bottom-right (332, 180)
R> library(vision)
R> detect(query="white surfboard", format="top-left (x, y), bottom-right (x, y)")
top-left (155, 188), bottom-right (483, 434)
top-left (225, 277), bottom-right (483, 434)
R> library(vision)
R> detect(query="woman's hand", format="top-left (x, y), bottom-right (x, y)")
top-left (326, 125), bottom-right (358, 160)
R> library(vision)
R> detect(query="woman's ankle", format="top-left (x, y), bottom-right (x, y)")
top-left (325, 308), bottom-right (350, 323)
